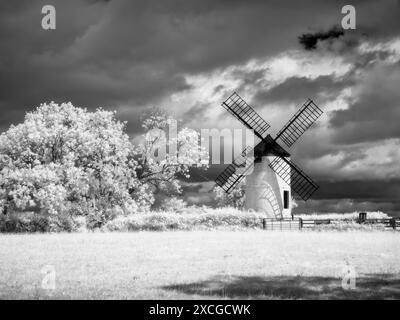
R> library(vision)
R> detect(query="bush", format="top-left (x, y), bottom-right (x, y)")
top-left (294, 211), bottom-right (389, 220)
top-left (159, 197), bottom-right (187, 213)
top-left (102, 207), bottom-right (266, 232)
top-left (2, 208), bottom-right (393, 233)
top-left (313, 220), bottom-right (387, 232)
top-left (214, 182), bottom-right (245, 209)
top-left (0, 212), bottom-right (79, 233)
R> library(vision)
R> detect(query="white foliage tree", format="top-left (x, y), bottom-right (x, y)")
top-left (0, 102), bottom-right (138, 224)
top-left (133, 109), bottom-right (209, 204)
top-left (213, 179), bottom-right (246, 209)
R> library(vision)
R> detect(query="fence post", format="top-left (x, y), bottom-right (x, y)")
top-left (390, 218), bottom-right (396, 230)
top-left (358, 212), bottom-right (367, 224)
top-left (299, 218), bottom-right (303, 230)
top-left (262, 218), bottom-right (266, 230)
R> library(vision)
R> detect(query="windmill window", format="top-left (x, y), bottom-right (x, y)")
top-left (283, 190), bottom-right (289, 209)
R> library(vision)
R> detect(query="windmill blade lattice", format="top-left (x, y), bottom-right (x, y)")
top-left (268, 156), bottom-right (319, 201)
top-left (215, 146), bottom-right (254, 193)
top-left (222, 92), bottom-right (271, 140)
top-left (275, 99), bottom-right (323, 148)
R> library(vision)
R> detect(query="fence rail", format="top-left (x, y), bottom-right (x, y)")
top-left (262, 217), bottom-right (400, 231)
top-left (262, 218), bottom-right (301, 231)
top-left (300, 219), bottom-right (331, 229)
top-left (360, 218), bottom-right (400, 230)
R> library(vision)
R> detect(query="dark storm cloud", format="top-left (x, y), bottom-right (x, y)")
top-left (296, 198), bottom-right (400, 217)
top-left (229, 67), bottom-right (273, 99)
top-left (351, 49), bottom-right (393, 71)
top-left (0, 0), bottom-right (194, 129)
top-left (292, 142), bottom-right (369, 173)
top-left (0, 0), bottom-right (361, 130)
top-left (253, 39), bottom-right (395, 111)
top-left (213, 85), bottom-right (225, 94)
top-left (297, 1), bottom-right (400, 49)
top-left (182, 102), bottom-right (212, 124)
top-left (231, 68), bottom-right (269, 90)
top-left (184, 174), bottom-right (400, 216)
top-left (189, 165), bottom-right (229, 182)
top-left (298, 25), bottom-right (344, 50)
top-left (1, 0), bottom-right (399, 129)
top-left (330, 62), bottom-right (400, 144)
top-left (254, 75), bottom-right (352, 106)
top-left (296, 177), bottom-right (400, 216)
top-left (315, 179), bottom-right (400, 201)
top-left (355, 0), bottom-right (400, 40)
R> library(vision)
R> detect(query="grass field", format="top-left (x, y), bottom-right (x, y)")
top-left (0, 230), bottom-right (399, 299)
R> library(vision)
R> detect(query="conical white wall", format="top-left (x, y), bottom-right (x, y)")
top-left (244, 156), bottom-right (291, 219)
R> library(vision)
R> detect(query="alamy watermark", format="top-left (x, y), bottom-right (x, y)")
top-left (41, 5), bottom-right (56, 30)
top-left (145, 119), bottom-right (255, 173)
top-left (341, 5), bottom-right (356, 30)
top-left (341, 264), bottom-right (356, 290)
top-left (41, 264), bottom-right (56, 290)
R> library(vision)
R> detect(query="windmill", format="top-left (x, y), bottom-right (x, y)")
top-left (215, 92), bottom-right (323, 219)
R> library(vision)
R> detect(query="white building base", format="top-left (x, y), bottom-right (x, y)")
top-left (244, 156), bottom-right (291, 219)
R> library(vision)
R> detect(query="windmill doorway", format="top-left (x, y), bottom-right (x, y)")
top-left (283, 190), bottom-right (289, 209)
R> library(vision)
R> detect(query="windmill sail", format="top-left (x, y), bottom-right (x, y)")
top-left (268, 156), bottom-right (319, 201)
top-left (215, 146), bottom-right (254, 193)
top-left (275, 99), bottom-right (323, 148)
top-left (222, 92), bottom-right (270, 140)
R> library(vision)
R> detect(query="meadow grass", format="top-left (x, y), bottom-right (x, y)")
top-left (0, 230), bottom-right (399, 299)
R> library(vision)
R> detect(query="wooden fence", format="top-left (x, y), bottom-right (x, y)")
top-left (359, 218), bottom-right (400, 230)
top-left (262, 217), bottom-right (400, 231)
top-left (299, 218), bottom-right (331, 229)
top-left (262, 218), bottom-right (301, 231)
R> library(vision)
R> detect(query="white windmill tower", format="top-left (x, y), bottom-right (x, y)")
top-left (215, 92), bottom-right (323, 219)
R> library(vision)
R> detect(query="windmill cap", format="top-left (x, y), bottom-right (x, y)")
top-left (254, 135), bottom-right (290, 160)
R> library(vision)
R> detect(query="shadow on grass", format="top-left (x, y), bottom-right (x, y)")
top-left (162, 274), bottom-right (400, 299)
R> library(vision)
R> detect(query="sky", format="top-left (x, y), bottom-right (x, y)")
top-left (1, 0), bottom-right (400, 215)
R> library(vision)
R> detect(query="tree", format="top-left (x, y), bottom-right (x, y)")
top-left (0, 103), bottom-right (209, 224)
top-left (0, 102), bottom-right (138, 224)
top-left (213, 179), bottom-right (245, 209)
top-left (132, 108), bottom-right (208, 206)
